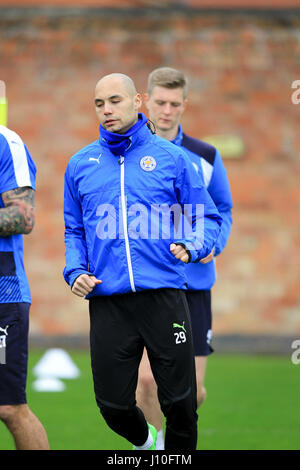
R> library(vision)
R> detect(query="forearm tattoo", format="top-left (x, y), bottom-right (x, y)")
top-left (0, 187), bottom-right (35, 236)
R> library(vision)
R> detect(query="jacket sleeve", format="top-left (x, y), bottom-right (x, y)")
top-left (207, 150), bottom-right (233, 256)
top-left (174, 152), bottom-right (223, 262)
top-left (63, 160), bottom-right (91, 288)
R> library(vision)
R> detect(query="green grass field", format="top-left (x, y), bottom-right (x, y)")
top-left (0, 351), bottom-right (299, 450)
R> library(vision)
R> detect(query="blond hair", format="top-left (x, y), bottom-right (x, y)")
top-left (147, 67), bottom-right (188, 98)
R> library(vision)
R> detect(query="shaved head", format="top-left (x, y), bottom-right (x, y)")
top-left (95, 73), bottom-right (137, 98)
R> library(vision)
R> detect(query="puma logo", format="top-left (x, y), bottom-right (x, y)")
top-left (173, 321), bottom-right (186, 333)
top-left (89, 154), bottom-right (102, 164)
top-left (0, 325), bottom-right (9, 335)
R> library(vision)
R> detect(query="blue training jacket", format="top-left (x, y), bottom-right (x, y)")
top-left (172, 126), bottom-right (233, 290)
top-left (63, 121), bottom-right (223, 297)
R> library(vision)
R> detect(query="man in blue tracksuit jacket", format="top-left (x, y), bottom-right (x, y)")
top-left (63, 73), bottom-right (222, 450)
top-left (136, 67), bottom-right (233, 449)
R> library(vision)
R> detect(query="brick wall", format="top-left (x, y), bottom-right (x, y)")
top-left (0, 6), bottom-right (299, 339)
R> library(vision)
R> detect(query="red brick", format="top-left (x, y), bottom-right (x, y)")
top-left (0, 8), bottom-right (299, 337)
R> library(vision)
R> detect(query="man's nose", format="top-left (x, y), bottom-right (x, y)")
top-left (163, 103), bottom-right (172, 114)
top-left (104, 103), bottom-right (112, 114)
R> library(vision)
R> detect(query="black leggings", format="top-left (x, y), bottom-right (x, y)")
top-left (89, 288), bottom-right (198, 450)
top-left (100, 393), bottom-right (197, 450)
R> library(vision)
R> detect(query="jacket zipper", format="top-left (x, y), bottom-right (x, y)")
top-left (119, 155), bottom-right (136, 292)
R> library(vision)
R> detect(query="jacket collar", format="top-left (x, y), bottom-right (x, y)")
top-left (99, 113), bottom-right (150, 156)
top-left (171, 124), bottom-right (183, 146)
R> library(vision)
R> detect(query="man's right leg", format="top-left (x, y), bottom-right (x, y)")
top-left (136, 350), bottom-right (164, 449)
top-left (89, 294), bottom-right (151, 448)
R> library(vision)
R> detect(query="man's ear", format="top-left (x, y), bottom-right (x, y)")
top-left (134, 93), bottom-right (143, 110)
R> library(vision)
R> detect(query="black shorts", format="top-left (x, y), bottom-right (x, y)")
top-left (0, 302), bottom-right (30, 405)
top-left (89, 288), bottom-right (196, 410)
top-left (185, 290), bottom-right (213, 357)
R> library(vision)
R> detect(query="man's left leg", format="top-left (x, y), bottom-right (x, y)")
top-left (195, 356), bottom-right (208, 407)
top-left (0, 404), bottom-right (50, 450)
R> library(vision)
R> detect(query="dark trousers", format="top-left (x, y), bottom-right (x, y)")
top-left (89, 288), bottom-right (198, 450)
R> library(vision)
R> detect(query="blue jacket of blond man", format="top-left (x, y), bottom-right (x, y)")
top-left (172, 125), bottom-right (233, 290)
top-left (63, 121), bottom-right (223, 297)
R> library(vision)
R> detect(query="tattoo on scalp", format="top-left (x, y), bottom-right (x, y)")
top-left (0, 187), bottom-right (35, 236)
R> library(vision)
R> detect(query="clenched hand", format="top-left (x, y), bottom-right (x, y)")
top-left (72, 274), bottom-right (102, 297)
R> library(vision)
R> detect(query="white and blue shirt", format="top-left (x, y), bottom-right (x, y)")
top-left (0, 125), bottom-right (36, 303)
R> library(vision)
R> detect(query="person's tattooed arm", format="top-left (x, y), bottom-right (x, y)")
top-left (0, 187), bottom-right (35, 237)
